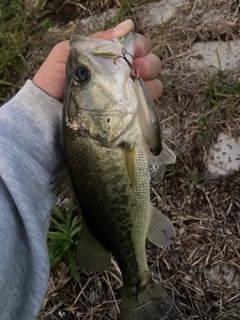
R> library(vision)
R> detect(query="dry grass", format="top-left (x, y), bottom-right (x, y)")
top-left (27, 0), bottom-right (240, 319)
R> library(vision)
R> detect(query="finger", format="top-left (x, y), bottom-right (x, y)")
top-left (33, 40), bottom-right (70, 101)
top-left (144, 79), bottom-right (163, 101)
top-left (134, 34), bottom-right (151, 58)
top-left (91, 19), bottom-right (134, 40)
top-left (50, 40), bottom-right (70, 63)
top-left (133, 53), bottom-right (162, 80)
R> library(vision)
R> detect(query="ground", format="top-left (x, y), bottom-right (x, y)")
top-left (2, 0), bottom-right (240, 319)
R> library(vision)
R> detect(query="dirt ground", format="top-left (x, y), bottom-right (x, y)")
top-left (18, 0), bottom-right (240, 319)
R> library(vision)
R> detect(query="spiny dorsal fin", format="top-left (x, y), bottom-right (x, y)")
top-left (76, 219), bottom-right (111, 272)
top-left (147, 204), bottom-right (176, 247)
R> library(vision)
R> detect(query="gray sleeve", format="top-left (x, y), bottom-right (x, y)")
top-left (0, 80), bottom-right (64, 320)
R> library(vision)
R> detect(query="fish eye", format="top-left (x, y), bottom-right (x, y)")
top-left (74, 66), bottom-right (90, 83)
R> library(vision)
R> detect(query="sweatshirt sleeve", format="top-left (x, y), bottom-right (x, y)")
top-left (0, 80), bottom-right (64, 320)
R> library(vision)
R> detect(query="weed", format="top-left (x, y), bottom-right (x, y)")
top-left (195, 117), bottom-right (215, 146)
top-left (159, 74), bottom-right (176, 95)
top-left (48, 201), bottom-right (82, 281)
top-left (153, 48), bottom-right (166, 60)
top-left (180, 169), bottom-right (204, 189)
top-left (202, 67), bottom-right (240, 119)
top-left (32, 0), bottom-right (49, 14)
top-left (104, 0), bottom-right (132, 30)
top-left (40, 17), bottom-right (53, 31)
top-left (194, 67), bottom-right (240, 144)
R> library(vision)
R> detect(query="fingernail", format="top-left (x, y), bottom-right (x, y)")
top-left (114, 19), bottom-right (134, 31)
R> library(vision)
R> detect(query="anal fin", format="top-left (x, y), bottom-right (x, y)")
top-left (147, 204), bottom-right (176, 247)
top-left (76, 219), bottom-right (111, 272)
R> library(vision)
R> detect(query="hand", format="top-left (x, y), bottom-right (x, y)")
top-left (33, 20), bottom-right (162, 102)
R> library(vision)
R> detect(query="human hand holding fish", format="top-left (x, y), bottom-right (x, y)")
top-left (0, 17), bottom-right (176, 320)
top-left (33, 19), bottom-right (162, 102)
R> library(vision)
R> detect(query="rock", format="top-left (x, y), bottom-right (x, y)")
top-left (133, 0), bottom-right (187, 29)
top-left (187, 39), bottom-right (240, 71)
top-left (205, 263), bottom-right (240, 289)
top-left (205, 132), bottom-right (240, 176)
top-left (80, 8), bottom-right (120, 33)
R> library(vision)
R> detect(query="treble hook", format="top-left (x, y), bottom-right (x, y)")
top-left (114, 48), bottom-right (140, 78)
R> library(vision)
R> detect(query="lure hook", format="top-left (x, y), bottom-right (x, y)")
top-left (114, 48), bottom-right (139, 78)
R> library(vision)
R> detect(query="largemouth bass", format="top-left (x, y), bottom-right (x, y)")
top-left (59, 33), bottom-right (176, 320)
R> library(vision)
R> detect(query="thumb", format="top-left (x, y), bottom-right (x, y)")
top-left (91, 19), bottom-right (135, 40)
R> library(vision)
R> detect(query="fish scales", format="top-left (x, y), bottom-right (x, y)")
top-left (60, 33), bottom-right (176, 319)
top-left (64, 117), bottom-right (151, 286)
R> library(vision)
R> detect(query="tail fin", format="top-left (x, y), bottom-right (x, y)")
top-left (120, 280), bottom-right (175, 320)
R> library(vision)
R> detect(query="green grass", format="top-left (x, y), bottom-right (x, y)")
top-left (48, 201), bottom-right (82, 281)
top-left (0, 0), bottom-right (32, 101)
top-left (195, 116), bottom-right (216, 146)
top-left (0, 0), bottom-right (132, 103)
top-left (0, 0), bottom-right (57, 102)
top-left (195, 67), bottom-right (240, 144)
top-left (202, 67), bottom-right (240, 116)
top-left (40, 17), bottom-right (54, 31)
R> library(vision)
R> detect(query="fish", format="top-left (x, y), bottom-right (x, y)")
top-left (57, 32), bottom-right (176, 320)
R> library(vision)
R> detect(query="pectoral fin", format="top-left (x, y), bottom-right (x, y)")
top-left (51, 167), bottom-right (74, 199)
top-left (124, 143), bottom-right (137, 188)
top-left (161, 142), bottom-right (176, 164)
top-left (148, 152), bottom-right (166, 184)
top-left (149, 164), bottom-right (166, 184)
top-left (76, 219), bottom-right (111, 271)
top-left (148, 143), bottom-right (176, 184)
top-left (147, 204), bottom-right (176, 247)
